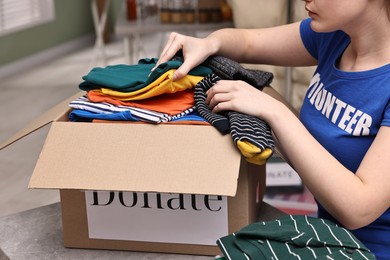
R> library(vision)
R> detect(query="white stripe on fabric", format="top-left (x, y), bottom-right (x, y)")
top-left (307, 246), bottom-right (317, 259)
top-left (291, 233), bottom-right (305, 241)
top-left (356, 249), bottom-right (370, 260)
top-left (340, 250), bottom-right (353, 259)
top-left (285, 242), bottom-right (301, 260)
top-left (290, 215), bottom-right (300, 233)
top-left (230, 130), bottom-right (270, 147)
top-left (341, 227), bottom-right (362, 250)
top-left (229, 118), bottom-right (268, 130)
top-left (321, 219), bottom-right (343, 246)
top-left (217, 238), bottom-right (232, 260)
top-left (266, 240), bottom-right (279, 260)
top-left (160, 107), bottom-right (195, 122)
top-left (325, 245), bottom-right (332, 255)
top-left (194, 74), bottom-right (230, 130)
top-left (305, 215), bottom-right (321, 241)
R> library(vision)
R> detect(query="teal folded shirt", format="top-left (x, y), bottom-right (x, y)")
top-left (79, 58), bottom-right (213, 92)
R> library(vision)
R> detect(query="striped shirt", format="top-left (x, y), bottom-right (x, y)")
top-left (217, 215), bottom-right (376, 260)
top-left (194, 74), bottom-right (274, 164)
top-left (194, 74), bottom-right (231, 134)
top-left (69, 96), bottom-right (196, 124)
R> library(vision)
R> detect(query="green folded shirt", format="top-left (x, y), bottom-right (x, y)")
top-left (79, 58), bottom-right (213, 92)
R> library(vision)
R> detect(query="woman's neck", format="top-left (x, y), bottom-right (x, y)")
top-left (339, 14), bottom-right (390, 72)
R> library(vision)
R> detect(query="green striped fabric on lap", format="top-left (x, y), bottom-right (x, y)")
top-left (217, 215), bottom-right (376, 260)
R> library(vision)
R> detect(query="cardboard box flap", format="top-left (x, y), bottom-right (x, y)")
top-left (29, 122), bottom-right (242, 196)
top-left (0, 91), bottom-right (84, 150)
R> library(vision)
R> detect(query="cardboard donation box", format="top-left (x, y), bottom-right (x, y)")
top-left (1, 92), bottom-right (265, 256)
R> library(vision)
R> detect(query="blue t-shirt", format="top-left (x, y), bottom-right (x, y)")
top-left (299, 18), bottom-right (390, 259)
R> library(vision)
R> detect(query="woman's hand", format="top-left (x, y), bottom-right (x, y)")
top-left (153, 32), bottom-right (218, 80)
top-left (206, 79), bottom-right (281, 122)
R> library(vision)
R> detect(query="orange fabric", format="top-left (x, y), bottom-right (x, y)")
top-left (87, 89), bottom-right (194, 115)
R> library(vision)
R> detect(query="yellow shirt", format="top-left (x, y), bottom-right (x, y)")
top-left (99, 69), bottom-right (203, 101)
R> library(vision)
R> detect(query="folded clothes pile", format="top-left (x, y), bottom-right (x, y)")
top-left (70, 58), bottom-right (212, 125)
top-left (68, 56), bottom-right (275, 165)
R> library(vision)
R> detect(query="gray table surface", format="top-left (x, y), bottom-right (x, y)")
top-left (0, 202), bottom-right (285, 259)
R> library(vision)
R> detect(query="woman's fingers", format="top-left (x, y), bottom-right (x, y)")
top-left (151, 32), bottom-right (182, 72)
top-left (206, 80), bottom-right (235, 111)
top-left (206, 80), bottom-right (266, 116)
top-left (209, 93), bottom-right (233, 113)
top-left (152, 32), bottom-right (211, 80)
top-left (159, 32), bottom-right (181, 62)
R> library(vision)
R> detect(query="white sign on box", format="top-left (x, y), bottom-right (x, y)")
top-left (85, 191), bottom-right (228, 245)
top-left (266, 162), bottom-right (302, 187)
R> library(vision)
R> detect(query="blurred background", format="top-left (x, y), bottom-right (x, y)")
top-left (0, 0), bottom-right (316, 219)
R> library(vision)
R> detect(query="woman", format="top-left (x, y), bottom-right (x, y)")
top-left (154, 0), bottom-right (390, 258)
